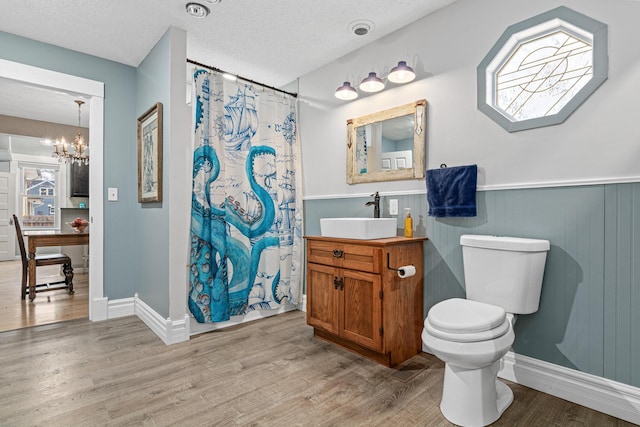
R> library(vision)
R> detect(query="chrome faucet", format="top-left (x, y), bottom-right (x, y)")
top-left (365, 191), bottom-right (380, 218)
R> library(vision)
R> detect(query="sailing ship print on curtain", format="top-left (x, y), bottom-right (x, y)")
top-left (189, 69), bottom-right (303, 323)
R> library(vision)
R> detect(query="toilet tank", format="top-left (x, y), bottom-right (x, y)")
top-left (461, 235), bottom-right (550, 314)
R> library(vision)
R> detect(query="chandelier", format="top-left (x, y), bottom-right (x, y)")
top-left (52, 100), bottom-right (89, 165)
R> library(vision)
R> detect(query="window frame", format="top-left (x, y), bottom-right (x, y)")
top-left (18, 162), bottom-right (61, 230)
top-left (477, 6), bottom-right (608, 132)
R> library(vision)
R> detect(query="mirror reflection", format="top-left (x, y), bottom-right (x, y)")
top-left (347, 99), bottom-right (426, 184)
top-left (355, 114), bottom-right (415, 174)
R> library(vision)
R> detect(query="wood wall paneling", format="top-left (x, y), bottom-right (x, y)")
top-left (304, 182), bottom-right (640, 388)
top-left (604, 184), bottom-right (640, 386)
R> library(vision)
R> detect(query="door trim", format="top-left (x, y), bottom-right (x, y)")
top-left (0, 171), bottom-right (15, 261)
top-left (0, 59), bottom-right (105, 320)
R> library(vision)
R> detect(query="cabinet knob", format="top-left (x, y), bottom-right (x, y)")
top-left (332, 249), bottom-right (344, 258)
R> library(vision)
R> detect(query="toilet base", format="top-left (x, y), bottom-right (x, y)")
top-left (440, 360), bottom-right (514, 427)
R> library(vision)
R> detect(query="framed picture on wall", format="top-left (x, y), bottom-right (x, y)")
top-left (137, 102), bottom-right (163, 203)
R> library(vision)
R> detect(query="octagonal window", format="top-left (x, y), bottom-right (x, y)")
top-left (478, 6), bottom-right (608, 132)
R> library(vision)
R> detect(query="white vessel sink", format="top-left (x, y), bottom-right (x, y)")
top-left (320, 218), bottom-right (397, 240)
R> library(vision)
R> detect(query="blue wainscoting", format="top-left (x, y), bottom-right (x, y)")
top-left (603, 184), bottom-right (640, 387)
top-left (303, 182), bottom-right (640, 388)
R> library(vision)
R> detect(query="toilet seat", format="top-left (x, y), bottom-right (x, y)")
top-left (425, 298), bottom-right (510, 343)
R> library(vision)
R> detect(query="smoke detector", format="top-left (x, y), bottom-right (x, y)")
top-left (349, 20), bottom-right (375, 36)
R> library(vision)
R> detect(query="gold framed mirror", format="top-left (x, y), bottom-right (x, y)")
top-left (346, 99), bottom-right (426, 184)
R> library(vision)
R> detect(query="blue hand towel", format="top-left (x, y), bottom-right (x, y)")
top-left (427, 164), bottom-right (477, 217)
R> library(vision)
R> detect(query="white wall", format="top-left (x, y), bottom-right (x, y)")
top-left (166, 28), bottom-right (191, 325)
top-left (298, 0), bottom-right (640, 198)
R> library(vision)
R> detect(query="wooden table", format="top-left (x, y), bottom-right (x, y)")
top-left (24, 231), bottom-right (89, 301)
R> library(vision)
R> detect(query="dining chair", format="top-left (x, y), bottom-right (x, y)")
top-left (12, 214), bottom-right (75, 300)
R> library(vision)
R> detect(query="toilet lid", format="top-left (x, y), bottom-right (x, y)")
top-left (424, 316), bottom-right (511, 343)
top-left (424, 298), bottom-right (510, 343)
top-left (428, 298), bottom-right (506, 333)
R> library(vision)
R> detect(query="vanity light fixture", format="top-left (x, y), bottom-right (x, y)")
top-left (388, 61), bottom-right (416, 84)
top-left (335, 59), bottom-right (418, 101)
top-left (335, 81), bottom-right (359, 100)
top-left (359, 72), bottom-right (385, 93)
top-left (185, 2), bottom-right (210, 18)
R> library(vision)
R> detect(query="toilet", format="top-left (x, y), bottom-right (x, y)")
top-left (422, 234), bottom-right (550, 427)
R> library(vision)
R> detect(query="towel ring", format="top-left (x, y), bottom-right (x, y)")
top-left (440, 163), bottom-right (447, 168)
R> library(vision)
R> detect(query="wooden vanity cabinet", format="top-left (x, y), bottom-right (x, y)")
top-left (305, 236), bottom-right (426, 367)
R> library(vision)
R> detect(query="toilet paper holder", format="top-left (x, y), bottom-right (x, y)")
top-left (386, 253), bottom-right (413, 271)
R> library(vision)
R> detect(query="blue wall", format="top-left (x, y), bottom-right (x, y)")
top-left (135, 29), bottom-right (172, 316)
top-left (304, 183), bottom-right (640, 388)
top-left (2, 27), bottom-right (189, 322)
top-left (0, 31), bottom-right (139, 300)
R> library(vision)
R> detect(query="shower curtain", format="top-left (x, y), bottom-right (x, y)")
top-left (188, 69), bottom-right (303, 323)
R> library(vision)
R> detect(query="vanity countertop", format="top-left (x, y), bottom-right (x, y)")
top-left (304, 235), bottom-right (427, 246)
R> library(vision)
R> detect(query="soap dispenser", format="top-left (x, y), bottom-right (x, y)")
top-left (404, 208), bottom-right (413, 238)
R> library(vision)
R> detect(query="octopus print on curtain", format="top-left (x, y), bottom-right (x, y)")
top-left (189, 69), bottom-right (303, 323)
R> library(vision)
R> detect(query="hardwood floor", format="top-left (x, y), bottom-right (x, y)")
top-left (0, 310), bottom-right (634, 426)
top-left (0, 259), bottom-right (88, 333)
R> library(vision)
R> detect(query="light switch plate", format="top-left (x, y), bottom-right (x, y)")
top-left (389, 199), bottom-right (398, 216)
top-left (108, 187), bottom-right (118, 201)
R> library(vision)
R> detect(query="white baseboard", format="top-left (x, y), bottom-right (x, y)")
top-left (133, 294), bottom-right (189, 345)
top-left (107, 297), bottom-right (135, 318)
top-left (102, 295), bottom-right (189, 344)
top-left (499, 351), bottom-right (640, 425)
top-left (104, 296), bottom-right (300, 343)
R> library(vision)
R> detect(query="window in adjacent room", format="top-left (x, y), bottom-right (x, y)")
top-left (19, 163), bottom-right (59, 229)
top-left (477, 6), bottom-right (608, 132)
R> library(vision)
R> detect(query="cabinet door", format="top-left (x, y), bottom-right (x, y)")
top-left (70, 162), bottom-right (89, 197)
top-left (306, 263), bottom-right (339, 335)
top-left (340, 269), bottom-right (383, 352)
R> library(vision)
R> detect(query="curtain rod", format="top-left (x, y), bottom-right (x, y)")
top-left (187, 58), bottom-right (298, 98)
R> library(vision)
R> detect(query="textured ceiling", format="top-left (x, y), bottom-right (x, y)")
top-left (0, 0), bottom-right (456, 127)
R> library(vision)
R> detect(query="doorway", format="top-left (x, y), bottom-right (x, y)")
top-left (0, 134), bottom-right (89, 332)
top-left (0, 59), bottom-right (105, 322)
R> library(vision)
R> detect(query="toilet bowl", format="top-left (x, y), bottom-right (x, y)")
top-left (422, 235), bottom-right (550, 427)
top-left (422, 298), bottom-right (515, 427)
